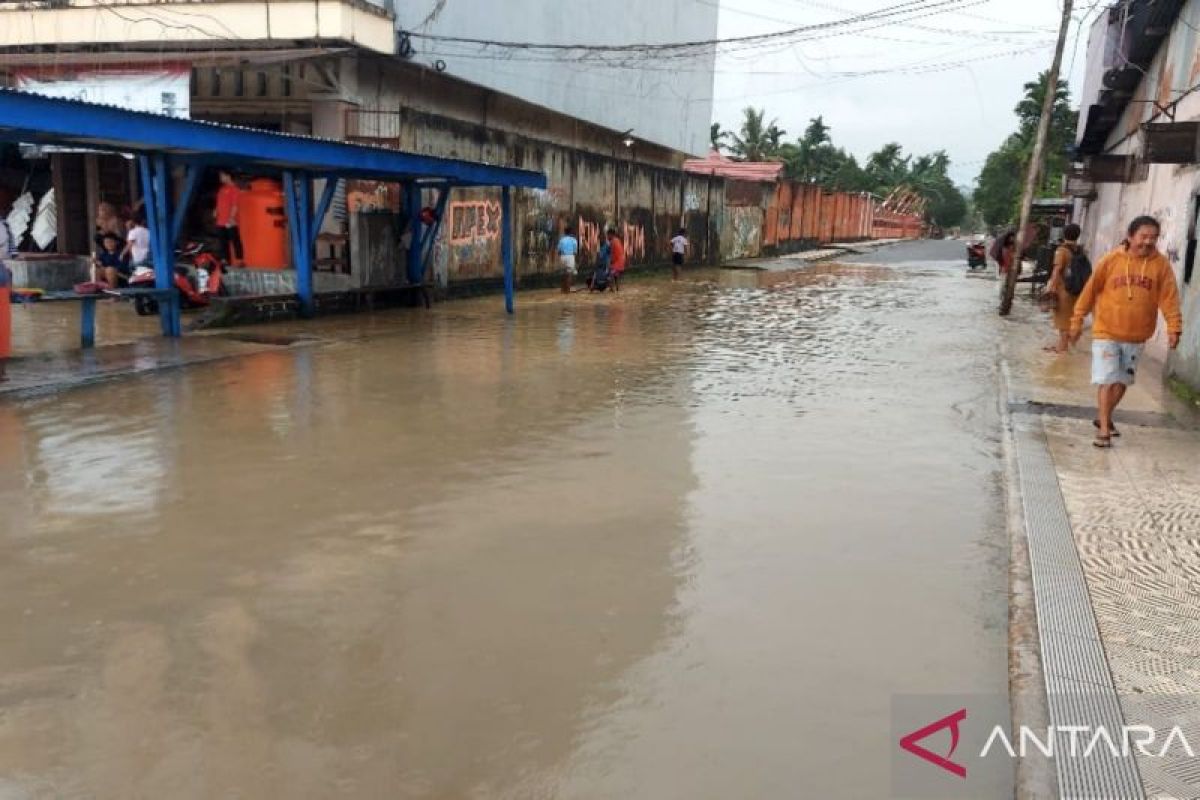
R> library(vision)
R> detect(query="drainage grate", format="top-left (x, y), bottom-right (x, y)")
top-left (1013, 414), bottom-right (1146, 799)
top-left (1009, 400), bottom-right (1183, 430)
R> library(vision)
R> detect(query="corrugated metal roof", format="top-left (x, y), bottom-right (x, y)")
top-left (0, 88), bottom-right (546, 188)
top-left (683, 149), bottom-right (784, 182)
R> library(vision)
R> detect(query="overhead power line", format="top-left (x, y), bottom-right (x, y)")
top-left (404, 0), bottom-right (975, 53)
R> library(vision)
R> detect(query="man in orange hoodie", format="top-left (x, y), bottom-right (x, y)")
top-left (1070, 215), bottom-right (1183, 447)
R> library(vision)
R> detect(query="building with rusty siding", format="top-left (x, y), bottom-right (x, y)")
top-left (0, 0), bottom-right (719, 291)
top-left (1072, 0), bottom-right (1200, 390)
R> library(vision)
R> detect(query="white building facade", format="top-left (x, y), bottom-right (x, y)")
top-left (392, 1), bottom-right (718, 158)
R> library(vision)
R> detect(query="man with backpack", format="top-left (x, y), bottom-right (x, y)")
top-left (1044, 223), bottom-right (1089, 354)
top-left (1070, 215), bottom-right (1183, 448)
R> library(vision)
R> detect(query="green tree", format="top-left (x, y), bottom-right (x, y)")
top-left (972, 71), bottom-right (1078, 226)
top-left (728, 107), bottom-right (786, 162)
top-left (780, 116), bottom-right (869, 190)
top-left (710, 122), bottom-right (729, 152)
top-left (865, 142), bottom-right (910, 191)
top-left (974, 135), bottom-right (1026, 226)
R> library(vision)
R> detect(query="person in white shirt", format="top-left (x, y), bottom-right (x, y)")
top-left (122, 212), bottom-right (152, 268)
top-left (669, 228), bottom-right (689, 281)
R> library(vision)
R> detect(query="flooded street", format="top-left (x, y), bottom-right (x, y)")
top-left (0, 240), bottom-right (1011, 798)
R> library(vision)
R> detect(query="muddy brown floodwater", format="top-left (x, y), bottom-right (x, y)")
top-left (0, 240), bottom-right (1011, 799)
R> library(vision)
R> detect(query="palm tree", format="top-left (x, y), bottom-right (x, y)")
top-left (710, 122), bottom-right (730, 152)
top-left (865, 142), bottom-right (910, 191)
top-left (728, 106), bottom-right (785, 162)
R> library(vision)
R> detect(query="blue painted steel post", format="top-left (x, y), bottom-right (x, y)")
top-left (406, 182), bottom-right (423, 285)
top-left (170, 162), bottom-right (202, 247)
top-left (311, 177), bottom-right (339, 250)
top-left (297, 173), bottom-right (314, 318)
top-left (420, 184), bottom-right (450, 281)
top-left (501, 185), bottom-right (514, 314)
top-left (80, 297), bottom-right (96, 348)
top-left (282, 171), bottom-right (314, 318)
top-left (140, 154), bottom-right (179, 337)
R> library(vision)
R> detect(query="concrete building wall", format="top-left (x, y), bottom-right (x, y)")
top-left (317, 56), bottom-right (721, 288)
top-left (1075, 0), bottom-right (1200, 388)
top-left (0, 0), bottom-right (395, 53)
top-left (392, 0), bottom-right (717, 157)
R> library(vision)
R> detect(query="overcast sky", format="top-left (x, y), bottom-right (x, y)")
top-left (711, 0), bottom-right (1092, 186)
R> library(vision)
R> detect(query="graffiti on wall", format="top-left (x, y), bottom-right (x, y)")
top-left (450, 200), bottom-right (502, 244)
top-left (578, 217), bottom-right (604, 254)
top-left (574, 217), bottom-right (646, 261)
top-left (523, 186), bottom-right (567, 268)
top-left (622, 221), bottom-right (646, 261)
top-left (727, 206), bottom-right (761, 260)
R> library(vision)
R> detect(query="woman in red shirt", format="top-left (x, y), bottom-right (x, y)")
top-left (606, 229), bottom-right (626, 291)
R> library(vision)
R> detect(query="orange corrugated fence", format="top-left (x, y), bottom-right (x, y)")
top-left (761, 182), bottom-right (919, 250)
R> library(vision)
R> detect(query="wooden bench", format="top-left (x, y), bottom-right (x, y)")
top-left (38, 288), bottom-right (179, 348)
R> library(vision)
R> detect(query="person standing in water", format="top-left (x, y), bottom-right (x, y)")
top-left (669, 227), bottom-right (689, 281)
top-left (557, 226), bottom-right (579, 293)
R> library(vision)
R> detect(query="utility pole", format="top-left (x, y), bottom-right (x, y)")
top-left (999, 0), bottom-right (1074, 316)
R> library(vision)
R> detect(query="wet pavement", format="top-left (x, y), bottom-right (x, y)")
top-left (1003, 294), bottom-right (1200, 800)
top-left (0, 240), bottom-right (1012, 798)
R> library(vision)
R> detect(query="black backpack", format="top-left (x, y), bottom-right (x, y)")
top-left (1063, 245), bottom-right (1092, 295)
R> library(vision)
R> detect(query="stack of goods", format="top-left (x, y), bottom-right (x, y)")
top-left (30, 189), bottom-right (57, 250)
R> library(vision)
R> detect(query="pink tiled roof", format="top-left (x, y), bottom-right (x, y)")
top-left (683, 148), bottom-right (784, 182)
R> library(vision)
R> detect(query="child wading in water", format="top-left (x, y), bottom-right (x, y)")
top-left (669, 227), bottom-right (689, 280)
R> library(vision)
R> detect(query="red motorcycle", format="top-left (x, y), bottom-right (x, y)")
top-left (129, 242), bottom-right (225, 316)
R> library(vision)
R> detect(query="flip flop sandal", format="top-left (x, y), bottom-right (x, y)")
top-left (1093, 419), bottom-right (1120, 437)
top-left (1093, 434), bottom-right (1113, 449)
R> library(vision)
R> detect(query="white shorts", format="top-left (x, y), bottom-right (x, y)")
top-left (559, 254), bottom-right (577, 275)
top-left (1091, 340), bottom-right (1142, 386)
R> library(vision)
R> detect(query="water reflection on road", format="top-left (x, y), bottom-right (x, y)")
top-left (0, 247), bottom-right (1010, 798)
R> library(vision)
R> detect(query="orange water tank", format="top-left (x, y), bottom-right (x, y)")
top-left (239, 178), bottom-right (289, 269)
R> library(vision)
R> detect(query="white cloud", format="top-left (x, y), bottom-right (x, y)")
top-left (710, 0), bottom-right (1088, 185)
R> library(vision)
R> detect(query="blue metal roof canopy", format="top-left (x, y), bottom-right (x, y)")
top-left (0, 89), bottom-right (545, 331)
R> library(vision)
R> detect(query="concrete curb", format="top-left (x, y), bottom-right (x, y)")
top-left (720, 238), bottom-right (904, 269)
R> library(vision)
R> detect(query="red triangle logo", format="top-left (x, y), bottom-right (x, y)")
top-left (899, 708), bottom-right (968, 778)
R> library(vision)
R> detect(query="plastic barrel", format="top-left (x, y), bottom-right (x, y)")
top-left (239, 178), bottom-right (290, 269)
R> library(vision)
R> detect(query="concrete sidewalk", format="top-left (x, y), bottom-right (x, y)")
top-left (1004, 300), bottom-right (1200, 799)
top-left (722, 237), bottom-right (905, 268)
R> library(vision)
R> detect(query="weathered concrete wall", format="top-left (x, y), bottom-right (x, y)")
top-left (350, 212), bottom-right (404, 288)
top-left (1076, 0), bottom-right (1200, 388)
top-left (222, 268), bottom-right (353, 296)
top-left (4, 257), bottom-right (90, 290)
top-left (390, 1), bottom-right (718, 157)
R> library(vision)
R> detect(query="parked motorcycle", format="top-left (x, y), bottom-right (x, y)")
top-left (966, 241), bottom-right (987, 270)
top-left (129, 242), bottom-right (226, 316)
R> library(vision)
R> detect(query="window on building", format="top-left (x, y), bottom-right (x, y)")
top-left (256, 71), bottom-right (268, 97)
top-left (210, 68), bottom-right (222, 97)
top-left (281, 65), bottom-right (292, 98)
top-left (233, 70), bottom-right (245, 98)
top-left (1186, 196), bottom-right (1200, 285)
